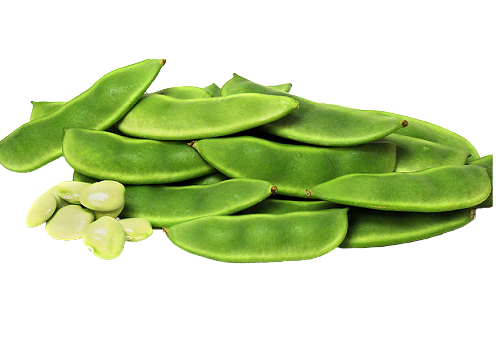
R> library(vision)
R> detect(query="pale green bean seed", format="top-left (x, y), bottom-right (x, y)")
top-left (26, 193), bottom-right (58, 228)
top-left (45, 186), bottom-right (70, 209)
top-left (83, 217), bottom-right (126, 260)
top-left (56, 181), bottom-right (91, 204)
top-left (45, 205), bottom-right (94, 240)
top-left (94, 202), bottom-right (125, 220)
top-left (79, 181), bottom-right (125, 212)
top-left (119, 218), bottom-right (153, 242)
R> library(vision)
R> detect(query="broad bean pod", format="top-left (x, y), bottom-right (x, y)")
top-left (0, 59), bottom-right (165, 172)
top-left (193, 136), bottom-right (397, 197)
top-left (308, 165), bottom-right (491, 212)
top-left (165, 208), bottom-right (349, 263)
top-left (63, 129), bottom-right (215, 185)
top-left (221, 74), bottom-right (408, 146)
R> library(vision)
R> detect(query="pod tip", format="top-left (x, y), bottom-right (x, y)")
top-left (162, 227), bottom-right (169, 237)
top-left (305, 189), bottom-right (313, 197)
top-left (187, 141), bottom-right (196, 148)
top-left (161, 59), bottom-right (167, 66)
top-left (401, 120), bottom-right (409, 128)
top-left (271, 186), bottom-right (278, 195)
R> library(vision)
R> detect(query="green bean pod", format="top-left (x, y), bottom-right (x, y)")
top-left (154, 86), bottom-right (213, 99)
top-left (121, 179), bottom-right (276, 227)
top-left (193, 136), bottom-right (397, 198)
top-left (364, 110), bottom-right (480, 161)
top-left (340, 208), bottom-right (476, 248)
top-left (73, 171), bottom-right (98, 184)
top-left (115, 93), bottom-right (299, 140)
top-left (308, 165), bottom-right (491, 212)
top-left (165, 208), bottom-right (349, 263)
top-left (268, 83), bottom-right (293, 93)
top-left (468, 155), bottom-right (493, 208)
top-left (30, 102), bottom-right (65, 120)
top-left (63, 129), bottom-right (214, 185)
top-left (0, 59), bottom-right (165, 172)
top-left (204, 83), bottom-right (221, 97)
top-left (382, 134), bottom-right (469, 172)
top-left (221, 74), bottom-right (408, 146)
top-left (239, 198), bottom-right (342, 215)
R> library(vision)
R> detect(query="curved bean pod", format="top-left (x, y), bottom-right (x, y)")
top-left (115, 93), bottom-right (299, 140)
top-left (204, 83), bottom-right (221, 97)
top-left (0, 59), bottom-right (165, 172)
top-left (121, 179), bottom-right (276, 227)
top-left (383, 134), bottom-right (469, 172)
top-left (30, 102), bottom-right (65, 120)
top-left (63, 129), bottom-right (215, 185)
top-left (154, 86), bottom-right (212, 99)
top-left (308, 165), bottom-right (491, 212)
top-left (221, 74), bottom-right (408, 146)
top-left (468, 155), bottom-right (493, 208)
top-left (340, 208), bottom-right (476, 248)
top-left (268, 83), bottom-right (292, 93)
top-left (193, 136), bottom-right (397, 197)
top-left (239, 198), bottom-right (341, 215)
top-left (364, 110), bottom-right (480, 161)
top-left (164, 208), bottom-right (349, 263)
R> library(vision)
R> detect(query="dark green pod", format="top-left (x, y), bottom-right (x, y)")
top-left (73, 171), bottom-right (99, 183)
top-left (204, 83), bottom-right (221, 97)
top-left (240, 198), bottom-right (342, 215)
top-left (468, 155), bottom-right (493, 208)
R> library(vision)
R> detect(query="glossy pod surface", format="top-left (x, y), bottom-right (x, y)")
top-left (221, 74), bottom-right (408, 146)
top-left (121, 179), bottom-right (276, 227)
top-left (383, 134), bottom-right (469, 172)
top-left (308, 165), bottom-right (491, 212)
top-left (63, 129), bottom-right (214, 185)
top-left (26, 193), bottom-right (58, 228)
top-left (194, 136), bottom-right (397, 197)
top-left (468, 155), bottom-right (493, 208)
top-left (30, 102), bottom-right (65, 120)
top-left (45, 205), bottom-right (94, 241)
top-left (365, 110), bottom-right (480, 161)
top-left (340, 208), bottom-right (476, 248)
top-left (240, 198), bottom-right (341, 215)
top-left (115, 93), bottom-right (299, 140)
top-left (0, 59), bottom-right (165, 172)
top-left (165, 208), bottom-right (349, 263)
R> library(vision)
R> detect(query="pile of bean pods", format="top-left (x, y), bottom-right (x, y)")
top-left (0, 59), bottom-right (493, 262)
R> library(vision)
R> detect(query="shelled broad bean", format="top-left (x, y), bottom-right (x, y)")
top-left (0, 59), bottom-right (492, 261)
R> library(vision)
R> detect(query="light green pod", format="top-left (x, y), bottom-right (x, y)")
top-left (340, 208), bottom-right (476, 248)
top-left (121, 179), bottom-right (276, 227)
top-left (73, 171), bottom-right (98, 184)
top-left (165, 208), bottom-right (349, 263)
top-left (468, 155), bottom-right (493, 208)
top-left (364, 110), bottom-right (480, 161)
top-left (239, 198), bottom-right (341, 215)
top-left (83, 217), bottom-right (126, 260)
top-left (56, 181), bottom-right (91, 204)
top-left (268, 83), bottom-right (293, 93)
top-left (26, 193), bottom-right (58, 228)
top-left (119, 218), bottom-right (153, 242)
top-left (193, 136), bottom-right (397, 198)
top-left (220, 74), bottom-right (408, 146)
top-left (308, 165), bottom-right (491, 212)
top-left (382, 134), bottom-right (469, 172)
top-left (45, 205), bottom-right (94, 241)
top-left (204, 83), bottom-right (221, 97)
top-left (116, 93), bottom-right (299, 141)
top-left (79, 180), bottom-right (125, 212)
top-left (30, 101), bottom-right (65, 120)
top-left (154, 86), bottom-right (213, 99)
top-left (63, 129), bottom-right (215, 185)
top-left (0, 59), bottom-right (165, 173)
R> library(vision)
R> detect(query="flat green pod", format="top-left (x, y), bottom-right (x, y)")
top-left (468, 155), bottom-right (493, 208)
top-left (268, 83), bottom-right (293, 93)
top-left (174, 172), bottom-right (229, 186)
top-left (154, 86), bottom-right (213, 99)
top-left (340, 208), bottom-right (476, 248)
top-left (30, 102), bottom-right (65, 120)
top-left (220, 74), bottom-right (408, 146)
top-left (364, 110), bottom-right (480, 161)
top-left (0, 59), bottom-right (165, 172)
top-left (115, 93), bottom-right (299, 140)
top-left (239, 198), bottom-right (342, 215)
top-left (120, 179), bottom-right (276, 227)
top-left (382, 134), bottom-right (469, 172)
top-left (308, 165), bottom-right (491, 212)
top-left (204, 83), bottom-right (221, 97)
top-left (63, 129), bottom-right (215, 185)
top-left (193, 136), bottom-right (397, 198)
top-left (164, 208), bottom-right (349, 263)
